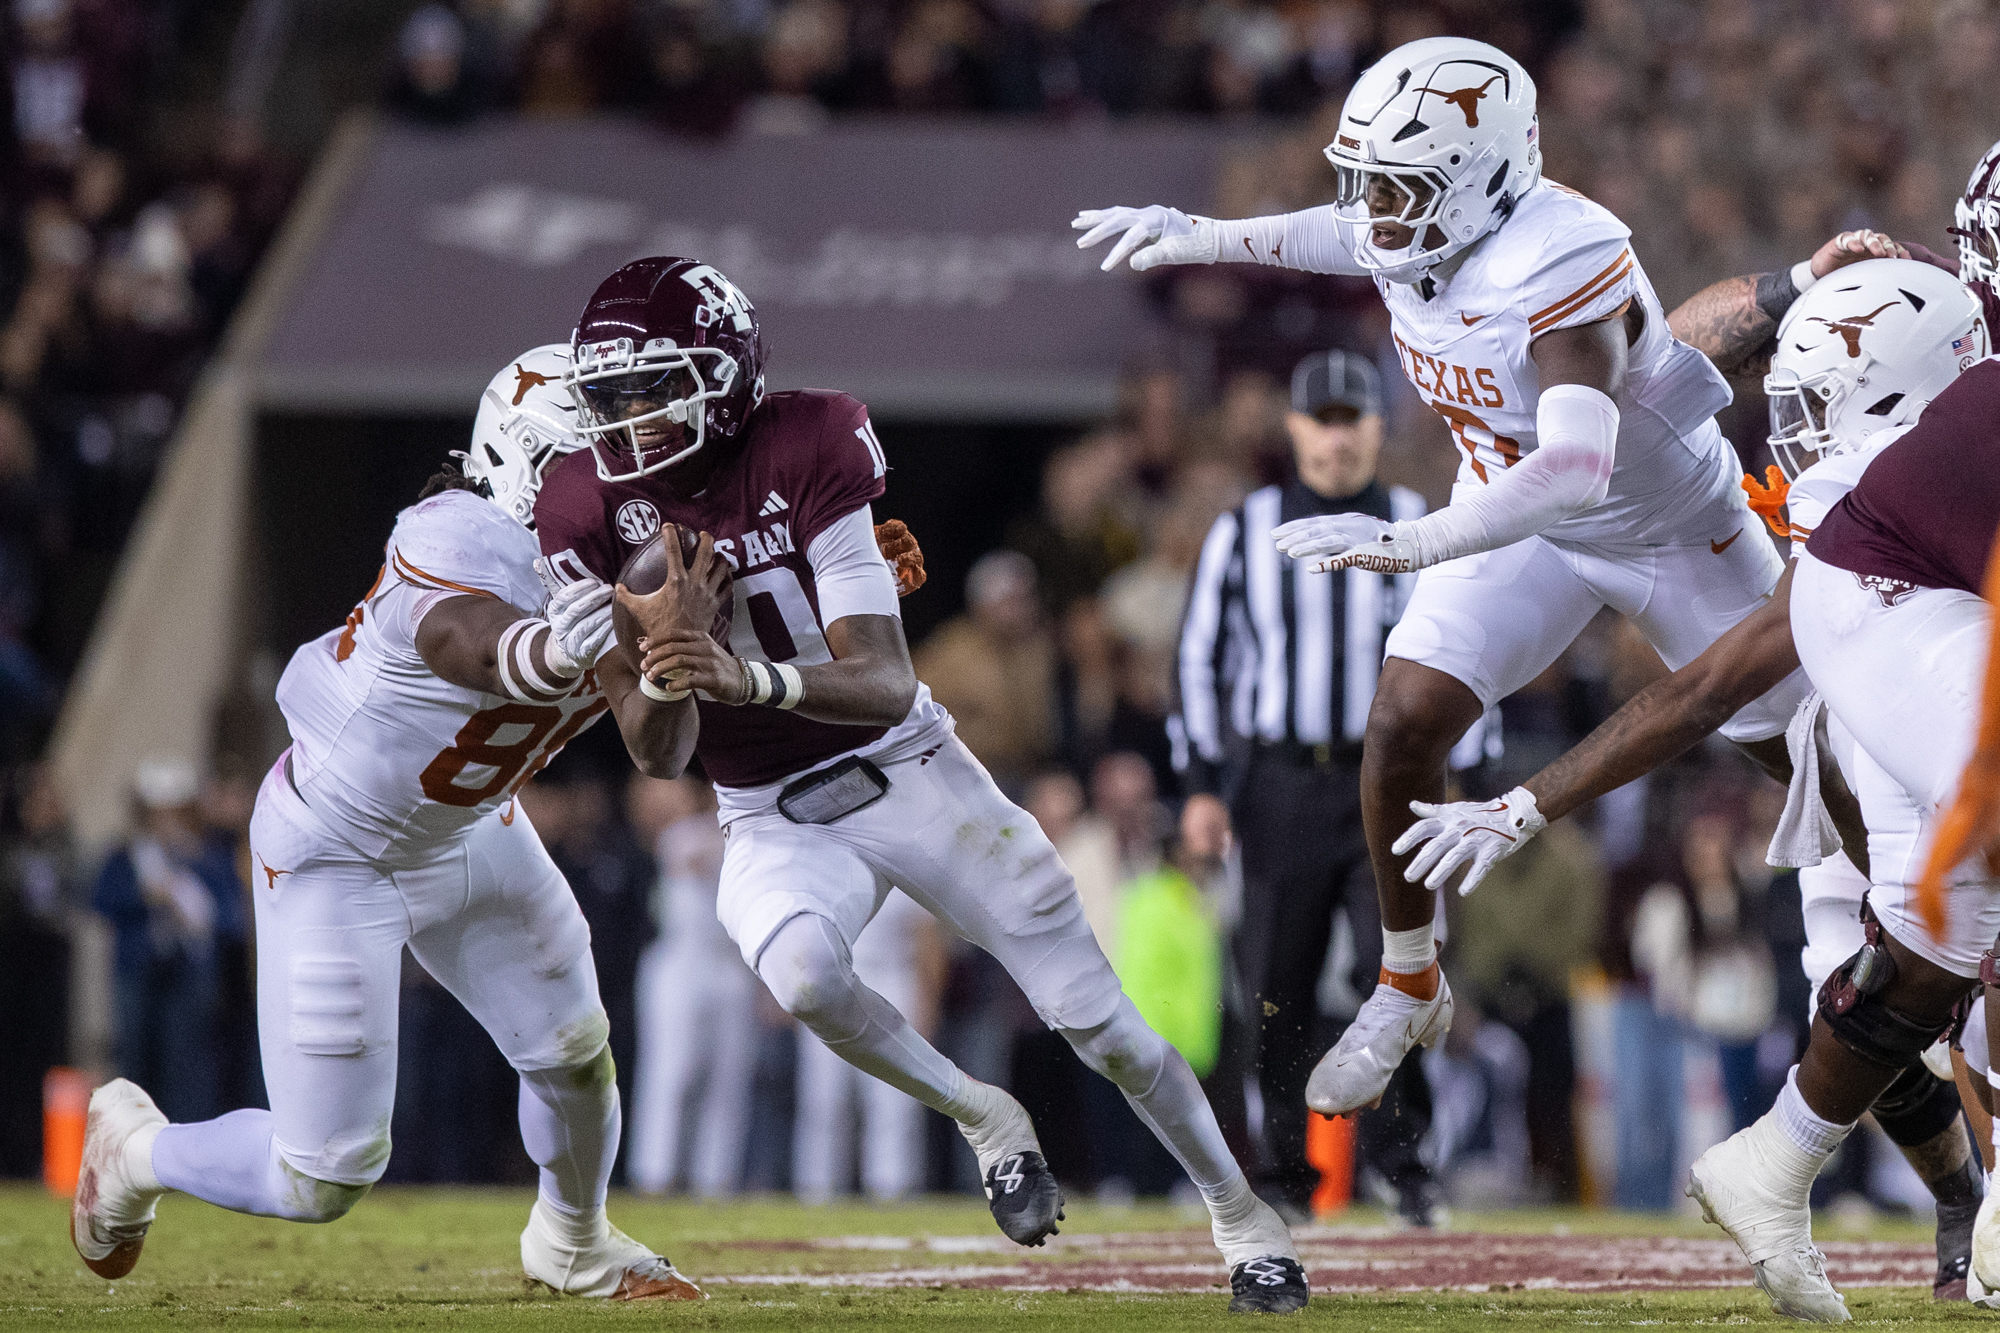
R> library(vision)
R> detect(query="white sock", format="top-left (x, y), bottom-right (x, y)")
top-left (532, 1192), bottom-right (609, 1250)
top-left (1776, 1067), bottom-right (1854, 1158)
top-left (128, 1121), bottom-right (165, 1195)
top-left (1063, 998), bottom-right (1294, 1262)
top-left (518, 1044), bottom-right (620, 1228)
top-left (1381, 923), bottom-right (1435, 974)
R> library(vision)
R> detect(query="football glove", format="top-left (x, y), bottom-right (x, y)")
top-left (1072, 206), bottom-right (1218, 272)
top-left (1272, 513), bottom-right (1427, 574)
top-left (1392, 788), bottom-right (1547, 896)
top-left (545, 575), bottom-right (616, 670)
top-left (875, 518), bottom-right (927, 597)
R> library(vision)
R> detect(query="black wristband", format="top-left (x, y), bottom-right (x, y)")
top-left (1754, 267), bottom-right (1801, 323)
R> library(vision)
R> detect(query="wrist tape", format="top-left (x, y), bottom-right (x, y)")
top-left (496, 618), bottom-right (580, 703)
top-left (742, 659), bottom-right (804, 710)
top-left (638, 673), bottom-right (689, 703)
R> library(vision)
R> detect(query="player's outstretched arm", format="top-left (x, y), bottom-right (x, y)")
top-left (1668, 229), bottom-right (1908, 379)
top-left (1397, 568), bottom-right (1821, 895)
top-left (1072, 204), bottom-right (1365, 276)
top-left (1526, 573), bottom-right (1800, 822)
top-left (414, 583), bottom-right (613, 699)
top-left (1274, 317), bottom-right (1624, 575)
top-left (637, 614), bottom-right (917, 728)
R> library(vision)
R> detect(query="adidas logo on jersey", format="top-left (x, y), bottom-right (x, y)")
top-left (758, 491), bottom-right (789, 517)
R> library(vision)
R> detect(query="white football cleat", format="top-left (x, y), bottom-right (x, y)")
top-left (1687, 1117), bottom-right (1849, 1323)
top-left (1305, 974), bottom-right (1453, 1117)
top-left (1969, 1174), bottom-right (2000, 1309)
top-left (521, 1198), bottom-right (703, 1301)
top-left (70, 1078), bottom-right (167, 1280)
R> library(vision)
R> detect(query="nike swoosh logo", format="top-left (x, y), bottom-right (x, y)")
top-left (1459, 312), bottom-right (1486, 325)
top-left (1711, 532), bottom-right (1742, 555)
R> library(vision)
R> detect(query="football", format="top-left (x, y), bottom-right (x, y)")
top-left (612, 523), bottom-right (735, 668)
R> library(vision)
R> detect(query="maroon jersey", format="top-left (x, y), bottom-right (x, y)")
top-left (535, 389), bottom-right (890, 787)
top-left (1809, 358), bottom-right (2000, 595)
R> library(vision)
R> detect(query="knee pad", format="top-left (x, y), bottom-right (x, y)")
top-left (1871, 1062), bottom-right (1963, 1148)
top-left (524, 1038), bottom-right (617, 1098)
top-left (277, 1160), bottom-right (371, 1223)
top-left (1817, 949), bottom-right (1957, 1071)
top-left (539, 1008), bottom-right (611, 1075)
top-left (1063, 997), bottom-right (1168, 1093)
top-left (758, 914), bottom-right (866, 1038)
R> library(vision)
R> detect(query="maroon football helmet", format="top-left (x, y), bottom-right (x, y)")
top-left (1952, 139), bottom-right (2000, 330)
top-left (565, 256), bottom-right (766, 480)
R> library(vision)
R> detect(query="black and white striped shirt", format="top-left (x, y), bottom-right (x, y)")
top-left (1171, 478), bottom-right (1425, 795)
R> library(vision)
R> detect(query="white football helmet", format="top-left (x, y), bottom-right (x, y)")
top-left (1324, 36), bottom-right (1541, 285)
top-left (1765, 258), bottom-right (1986, 479)
top-left (459, 344), bottom-right (584, 528)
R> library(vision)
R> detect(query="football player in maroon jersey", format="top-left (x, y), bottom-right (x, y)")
top-left (532, 257), bottom-right (1308, 1313)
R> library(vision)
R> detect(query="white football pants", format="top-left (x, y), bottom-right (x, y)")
top-left (726, 736), bottom-right (1250, 1218)
top-left (1386, 496), bottom-right (1801, 741)
top-left (1792, 551), bottom-right (2000, 976)
top-left (149, 757), bottom-right (614, 1222)
top-left (793, 892), bottom-right (929, 1202)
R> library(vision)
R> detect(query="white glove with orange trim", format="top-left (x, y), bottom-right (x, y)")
top-left (1393, 787), bottom-right (1547, 895)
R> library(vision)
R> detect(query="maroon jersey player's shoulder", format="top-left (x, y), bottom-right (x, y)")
top-left (736, 388), bottom-right (885, 555)
top-left (1808, 358), bottom-right (2000, 595)
top-left (533, 388), bottom-right (885, 582)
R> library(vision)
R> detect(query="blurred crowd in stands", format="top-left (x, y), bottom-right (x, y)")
top-left (6, 0), bottom-right (1998, 1220)
top-left (0, 0), bottom-right (298, 764)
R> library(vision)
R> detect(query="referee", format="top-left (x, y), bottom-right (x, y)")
top-left (1172, 350), bottom-right (1437, 1224)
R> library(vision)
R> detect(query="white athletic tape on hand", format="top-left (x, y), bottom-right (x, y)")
top-left (639, 673), bottom-right (689, 703)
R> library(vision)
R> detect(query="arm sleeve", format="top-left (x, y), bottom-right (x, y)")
top-left (806, 503), bottom-right (901, 624)
top-left (1403, 384), bottom-right (1619, 565)
top-left (1172, 511), bottom-right (1242, 796)
top-left (1205, 205), bottom-right (1368, 276)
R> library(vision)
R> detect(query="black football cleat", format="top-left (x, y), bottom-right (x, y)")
top-left (1936, 1195), bottom-right (1978, 1301)
top-left (1229, 1256), bottom-right (1310, 1314)
top-left (983, 1151), bottom-right (1064, 1246)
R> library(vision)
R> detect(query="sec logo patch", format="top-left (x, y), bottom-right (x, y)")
top-left (615, 499), bottom-right (661, 545)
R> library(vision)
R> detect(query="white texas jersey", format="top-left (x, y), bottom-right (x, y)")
top-left (276, 488), bottom-right (608, 861)
top-left (1778, 425), bottom-right (1913, 560)
top-left (1382, 181), bottom-right (1739, 546)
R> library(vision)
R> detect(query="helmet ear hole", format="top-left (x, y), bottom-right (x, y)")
top-left (1864, 392), bottom-right (1905, 417)
top-left (1485, 162), bottom-right (1509, 196)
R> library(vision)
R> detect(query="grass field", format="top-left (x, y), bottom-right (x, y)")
top-left (0, 1184), bottom-right (1986, 1331)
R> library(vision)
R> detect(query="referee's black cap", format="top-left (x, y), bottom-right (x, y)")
top-left (1290, 350), bottom-right (1382, 423)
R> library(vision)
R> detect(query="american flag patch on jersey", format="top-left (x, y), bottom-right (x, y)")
top-left (1954, 332), bottom-right (1979, 356)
